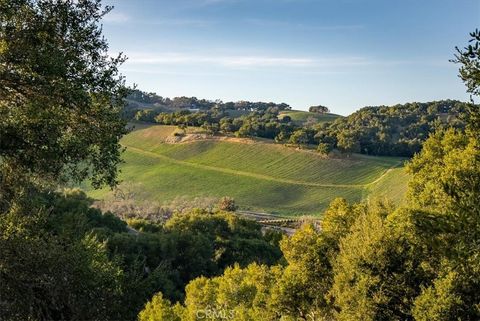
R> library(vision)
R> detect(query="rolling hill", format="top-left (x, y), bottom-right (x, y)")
top-left (278, 110), bottom-right (342, 125)
top-left (86, 124), bottom-right (409, 217)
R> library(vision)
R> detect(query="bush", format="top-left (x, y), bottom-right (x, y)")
top-left (217, 196), bottom-right (238, 212)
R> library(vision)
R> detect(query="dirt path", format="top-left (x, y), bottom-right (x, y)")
top-left (124, 144), bottom-right (402, 189)
top-left (363, 165), bottom-right (403, 187)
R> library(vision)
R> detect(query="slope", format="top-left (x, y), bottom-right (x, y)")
top-left (87, 125), bottom-right (409, 216)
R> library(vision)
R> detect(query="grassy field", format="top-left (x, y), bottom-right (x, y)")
top-left (278, 110), bottom-right (342, 125)
top-left (86, 124), bottom-right (410, 217)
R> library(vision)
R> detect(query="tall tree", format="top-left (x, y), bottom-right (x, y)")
top-left (0, 1), bottom-right (130, 319)
top-left (407, 31), bottom-right (480, 320)
top-left (0, 0), bottom-right (127, 210)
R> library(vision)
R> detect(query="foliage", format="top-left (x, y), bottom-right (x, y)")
top-left (217, 196), bottom-right (238, 212)
top-left (0, 190), bottom-right (282, 320)
top-left (165, 210), bottom-right (282, 270)
top-left (138, 292), bottom-right (181, 321)
top-left (404, 127), bottom-right (480, 320)
top-left (127, 88), bottom-right (468, 158)
top-left (288, 128), bottom-right (311, 147)
top-left (330, 31), bottom-right (480, 320)
top-left (104, 209), bottom-right (282, 316)
top-left (412, 270), bottom-right (465, 321)
top-left (336, 130), bottom-right (360, 154)
top-left (331, 206), bottom-right (437, 321)
top-left (270, 224), bottom-right (334, 319)
top-left (318, 100), bottom-right (468, 156)
top-left (0, 0), bottom-right (128, 195)
top-left (138, 198), bottom-right (375, 321)
top-left (453, 29), bottom-right (480, 97)
top-left (309, 105), bottom-right (330, 113)
top-left (2, 1), bottom-right (479, 318)
top-left (317, 142), bottom-right (333, 155)
top-left (141, 263), bottom-right (281, 321)
top-left (452, 29), bottom-right (480, 137)
top-left (126, 89), bottom-right (292, 112)
top-left (406, 128), bottom-right (479, 214)
top-left (0, 191), bottom-right (127, 320)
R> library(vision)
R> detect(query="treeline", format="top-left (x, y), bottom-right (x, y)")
top-left (317, 100), bottom-right (468, 156)
top-left (126, 89), bottom-right (292, 112)
top-left (130, 98), bottom-right (469, 157)
top-left (139, 107), bottom-right (301, 141)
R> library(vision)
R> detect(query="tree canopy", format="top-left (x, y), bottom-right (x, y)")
top-left (0, 0), bottom-right (127, 199)
top-left (309, 105), bottom-right (330, 113)
top-left (127, 94), bottom-right (469, 157)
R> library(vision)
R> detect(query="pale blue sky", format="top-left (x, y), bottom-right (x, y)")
top-left (102, 0), bottom-right (479, 114)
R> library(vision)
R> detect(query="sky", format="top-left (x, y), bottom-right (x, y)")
top-left (102, 0), bottom-right (480, 115)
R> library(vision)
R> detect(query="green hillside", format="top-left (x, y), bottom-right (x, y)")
top-left (87, 125), bottom-right (409, 216)
top-left (279, 110), bottom-right (341, 125)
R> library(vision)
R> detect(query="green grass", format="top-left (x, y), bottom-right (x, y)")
top-left (365, 166), bottom-right (410, 205)
top-left (86, 125), bottom-right (410, 217)
top-left (279, 110), bottom-right (342, 125)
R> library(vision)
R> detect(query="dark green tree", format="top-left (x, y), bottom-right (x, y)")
top-left (0, 1), bottom-right (131, 319)
top-left (0, 0), bottom-right (128, 209)
top-left (317, 142), bottom-right (333, 155)
top-left (453, 29), bottom-right (480, 97)
top-left (309, 105), bottom-right (330, 114)
top-left (288, 128), bottom-right (309, 147)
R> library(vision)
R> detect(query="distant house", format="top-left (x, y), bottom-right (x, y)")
top-left (188, 108), bottom-right (200, 113)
